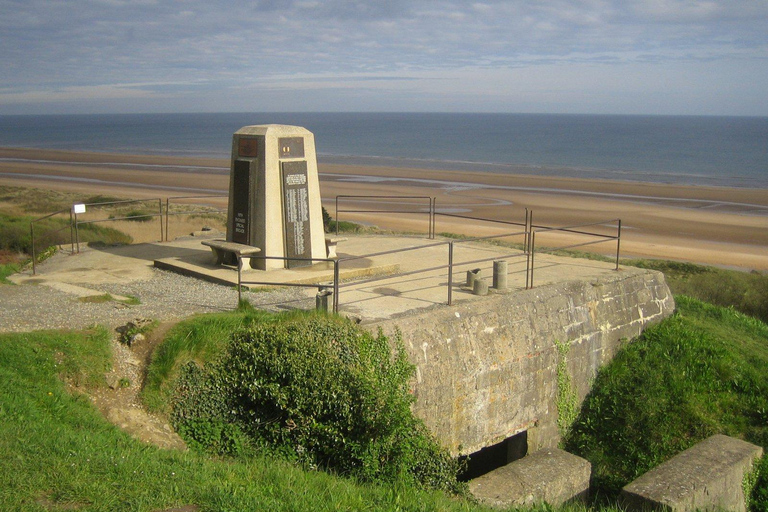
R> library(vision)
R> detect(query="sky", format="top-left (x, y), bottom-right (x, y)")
top-left (1, 0), bottom-right (767, 116)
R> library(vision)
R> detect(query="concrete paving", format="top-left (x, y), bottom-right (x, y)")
top-left (11, 232), bottom-right (625, 323)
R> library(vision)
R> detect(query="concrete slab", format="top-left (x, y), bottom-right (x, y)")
top-left (620, 435), bottom-right (763, 512)
top-left (469, 448), bottom-right (591, 508)
top-left (11, 232), bottom-right (627, 322)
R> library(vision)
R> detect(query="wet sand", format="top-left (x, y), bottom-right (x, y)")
top-left (1, 147), bottom-right (767, 271)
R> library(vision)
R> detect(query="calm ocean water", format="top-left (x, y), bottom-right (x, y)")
top-left (0, 112), bottom-right (766, 188)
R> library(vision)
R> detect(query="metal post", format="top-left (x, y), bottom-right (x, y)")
top-left (447, 241), bottom-right (454, 305)
top-left (523, 208), bottom-right (530, 252)
top-left (333, 259), bottom-right (340, 313)
top-left (335, 196), bottom-right (339, 236)
top-left (30, 223), bottom-right (37, 275)
top-left (431, 197), bottom-right (436, 239)
top-left (165, 198), bottom-right (170, 242)
top-left (237, 256), bottom-right (243, 305)
top-left (158, 198), bottom-right (164, 242)
top-left (69, 209), bottom-right (75, 253)
top-left (615, 219), bottom-right (622, 271)
top-left (74, 210), bottom-right (80, 253)
top-left (529, 230), bottom-right (536, 289)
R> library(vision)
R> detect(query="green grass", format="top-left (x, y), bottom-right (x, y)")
top-left (565, 295), bottom-right (768, 507)
top-left (141, 306), bottom-right (291, 414)
top-left (1, 261), bottom-right (20, 284)
top-left (626, 259), bottom-right (768, 324)
top-left (0, 327), bottom-right (509, 511)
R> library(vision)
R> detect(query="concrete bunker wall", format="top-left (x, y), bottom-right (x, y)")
top-left (370, 268), bottom-right (675, 455)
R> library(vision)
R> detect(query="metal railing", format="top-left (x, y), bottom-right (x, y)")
top-left (29, 208), bottom-right (73, 275)
top-left (73, 198), bottom-right (164, 252)
top-left (164, 194), bottom-right (227, 241)
top-left (237, 223), bottom-right (532, 313)
top-left (528, 219), bottom-right (622, 288)
top-left (335, 195), bottom-right (435, 238)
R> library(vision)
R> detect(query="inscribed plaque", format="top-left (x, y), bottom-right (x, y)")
top-left (281, 160), bottom-right (311, 268)
top-left (231, 159), bottom-right (250, 245)
top-left (278, 137), bottom-right (305, 159)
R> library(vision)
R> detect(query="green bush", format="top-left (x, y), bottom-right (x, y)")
top-left (171, 313), bottom-right (465, 494)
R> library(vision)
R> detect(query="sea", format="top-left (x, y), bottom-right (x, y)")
top-left (0, 112), bottom-right (767, 188)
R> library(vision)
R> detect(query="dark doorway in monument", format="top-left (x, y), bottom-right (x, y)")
top-left (458, 430), bottom-right (528, 481)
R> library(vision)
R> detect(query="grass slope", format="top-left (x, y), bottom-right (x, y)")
top-left (0, 326), bottom-right (497, 512)
top-left (565, 295), bottom-right (768, 507)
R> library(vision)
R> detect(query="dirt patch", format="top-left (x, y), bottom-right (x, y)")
top-left (87, 320), bottom-right (187, 451)
top-left (0, 249), bottom-right (24, 265)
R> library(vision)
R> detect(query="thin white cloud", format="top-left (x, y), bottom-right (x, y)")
top-left (0, 0), bottom-right (766, 114)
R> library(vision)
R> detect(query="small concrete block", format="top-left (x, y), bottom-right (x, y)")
top-left (469, 448), bottom-right (591, 508)
top-left (620, 434), bottom-right (764, 512)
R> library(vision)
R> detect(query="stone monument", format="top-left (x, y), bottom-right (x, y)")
top-left (226, 124), bottom-right (326, 270)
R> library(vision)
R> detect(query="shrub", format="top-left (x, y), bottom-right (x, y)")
top-left (109, 209), bottom-right (154, 222)
top-left (171, 313), bottom-right (465, 494)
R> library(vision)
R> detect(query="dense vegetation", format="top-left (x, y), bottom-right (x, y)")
top-left (0, 210), bottom-right (132, 282)
top-left (168, 311), bottom-right (465, 494)
top-left (565, 295), bottom-right (768, 509)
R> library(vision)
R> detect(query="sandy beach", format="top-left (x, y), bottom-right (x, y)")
top-left (1, 147), bottom-right (767, 271)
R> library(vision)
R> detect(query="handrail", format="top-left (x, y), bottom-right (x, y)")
top-left (74, 198), bottom-right (163, 251)
top-left (335, 195), bottom-right (435, 238)
top-left (165, 194), bottom-right (227, 241)
top-left (529, 218), bottom-right (622, 288)
top-left (29, 208), bottom-right (72, 275)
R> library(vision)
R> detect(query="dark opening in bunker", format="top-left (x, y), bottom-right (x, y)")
top-left (458, 430), bottom-right (528, 481)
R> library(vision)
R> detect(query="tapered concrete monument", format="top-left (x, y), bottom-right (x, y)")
top-left (226, 124), bottom-right (326, 270)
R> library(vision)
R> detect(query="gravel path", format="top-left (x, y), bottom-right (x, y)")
top-left (0, 268), bottom-right (315, 333)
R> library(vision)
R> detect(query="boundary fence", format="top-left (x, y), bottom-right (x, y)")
top-left (238, 194), bottom-right (619, 313)
top-left (27, 193), bottom-right (622, 316)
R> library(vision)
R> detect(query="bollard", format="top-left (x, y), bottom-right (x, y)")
top-left (493, 260), bottom-right (508, 290)
top-left (473, 278), bottom-right (489, 296)
top-left (466, 268), bottom-right (482, 288)
top-left (316, 288), bottom-right (333, 312)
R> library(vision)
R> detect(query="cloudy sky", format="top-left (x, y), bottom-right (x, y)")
top-left (1, 0), bottom-right (766, 115)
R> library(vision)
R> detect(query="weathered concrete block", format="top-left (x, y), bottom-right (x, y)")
top-left (469, 448), bottom-right (591, 508)
top-left (371, 268), bottom-right (674, 455)
top-left (620, 434), bottom-right (764, 512)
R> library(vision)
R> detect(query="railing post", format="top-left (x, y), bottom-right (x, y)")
top-left (30, 222), bottom-right (37, 275)
top-left (237, 256), bottom-right (243, 305)
top-left (529, 230), bottom-right (536, 289)
top-left (431, 197), bottom-right (436, 239)
top-left (74, 210), bottom-right (80, 253)
top-left (335, 196), bottom-right (339, 236)
top-left (69, 209), bottom-right (75, 254)
top-left (615, 219), bottom-right (622, 271)
top-left (447, 241), bottom-right (454, 305)
top-left (165, 198), bottom-right (170, 242)
top-left (333, 259), bottom-right (340, 313)
top-left (158, 198), bottom-right (164, 242)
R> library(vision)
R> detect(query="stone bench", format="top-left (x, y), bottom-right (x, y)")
top-left (469, 448), bottom-right (591, 508)
top-left (325, 236), bottom-right (347, 259)
top-left (201, 239), bottom-right (261, 269)
top-left (620, 434), bottom-right (764, 512)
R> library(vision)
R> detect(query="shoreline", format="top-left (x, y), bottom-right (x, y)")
top-left (1, 147), bottom-right (767, 271)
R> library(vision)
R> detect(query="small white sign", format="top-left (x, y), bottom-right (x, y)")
top-left (73, 203), bottom-right (86, 214)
